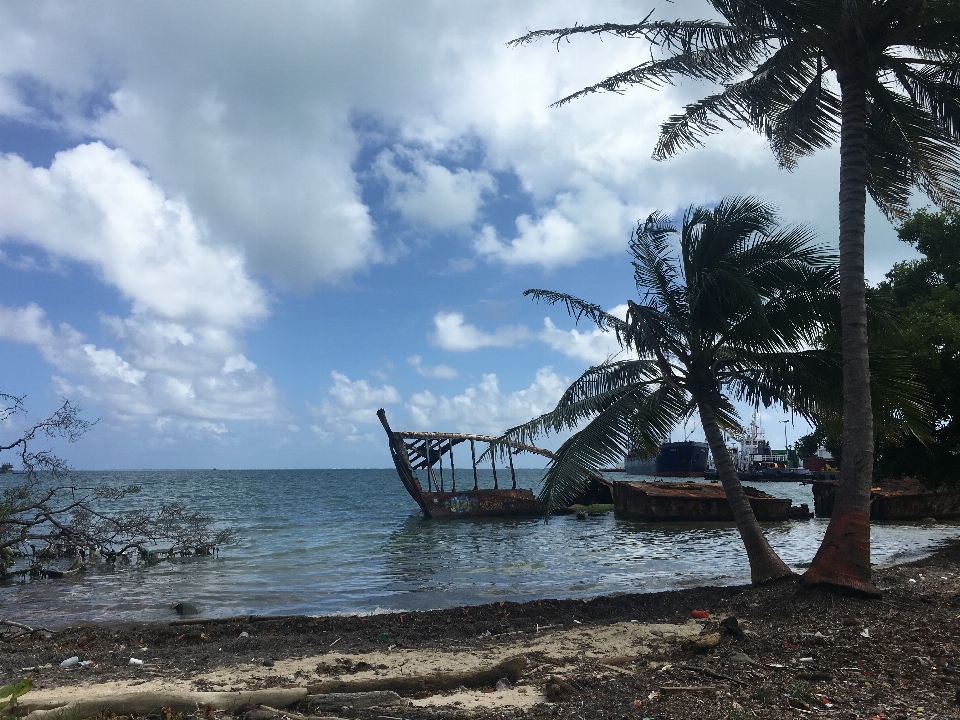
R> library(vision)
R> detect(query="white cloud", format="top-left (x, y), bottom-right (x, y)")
top-left (0, 143), bottom-right (267, 327)
top-left (475, 180), bottom-right (636, 268)
top-left (537, 304), bottom-right (633, 365)
top-left (431, 312), bottom-right (530, 351)
top-left (376, 149), bottom-right (495, 229)
top-left (0, 304), bottom-right (281, 422)
top-left (0, 1), bottom-right (914, 291)
top-left (309, 371), bottom-right (401, 445)
top-left (407, 354), bottom-right (458, 379)
top-left (316, 371), bottom-right (401, 425)
top-left (0, 143), bottom-right (281, 425)
top-left (406, 366), bottom-right (568, 435)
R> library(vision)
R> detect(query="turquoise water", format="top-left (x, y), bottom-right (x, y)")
top-left (2, 469), bottom-right (958, 627)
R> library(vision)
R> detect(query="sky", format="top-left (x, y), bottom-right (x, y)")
top-left (0, 1), bottom-right (922, 470)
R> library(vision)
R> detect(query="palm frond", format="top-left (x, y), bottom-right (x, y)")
top-left (536, 383), bottom-right (688, 511)
top-left (523, 289), bottom-right (632, 347)
top-left (497, 360), bottom-right (662, 448)
top-left (864, 88), bottom-right (960, 217)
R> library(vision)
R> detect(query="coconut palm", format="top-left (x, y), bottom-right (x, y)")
top-left (510, 1), bottom-right (960, 595)
top-left (501, 196), bottom-right (837, 584)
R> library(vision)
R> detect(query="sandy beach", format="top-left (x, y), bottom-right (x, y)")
top-left (5, 541), bottom-right (960, 720)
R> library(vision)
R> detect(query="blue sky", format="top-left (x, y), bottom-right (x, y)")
top-left (0, 1), bottom-right (921, 470)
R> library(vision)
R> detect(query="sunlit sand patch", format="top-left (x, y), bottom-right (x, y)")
top-left (24, 619), bottom-right (705, 710)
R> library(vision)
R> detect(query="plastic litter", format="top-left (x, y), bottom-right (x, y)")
top-left (495, 678), bottom-right (512, 691)
top-left (59, 656), bottom-right (79, 668)
top-left (239, 631), bottom-right (250, 638)
top-left (720, 616), bottom-right (744, 636)
top-left (129, 657), bottom-right (144, 666)
top-left (79, 661), bottom-right (94, 667)
top-left (691, 609), bottom-right (710, 619)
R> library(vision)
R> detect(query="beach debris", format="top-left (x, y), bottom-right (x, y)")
top-left (306, 691), bottom-right (407, 712)
top-left (20, 688), bottom-right (307, 720)
top-left (677, 664), bottom-right (741, 686)
top-left (306, 656), bottom-right (527, 697)
top-left (239, 631), bottom-right (250, 638)
top-left (58, 657), bottom-right (79, 668)
top-left (729, 652), bottom-right (758, 666)
top-left (599, 655), bottom-right (641, 666)
top-left (720, 616), bottom-right (744, 637)
top-left (129, 658), bottom-right (144, 666)
top-left (1, 620), bottom-right (52, 636)
top-left (796, 671), bottom-right (833, 682)
top-left (685, 632), bottom-right (721, 651)
top-left (543, 676), bottom-right (576, 702)
top-left (235, 704), bottom-right (277, 720)
top-left (174, 602), bottom-right (199, 616)
top-left (690, 610), bottom-right (710, 619)
top-left (495, 678), bottom-right (512, 691)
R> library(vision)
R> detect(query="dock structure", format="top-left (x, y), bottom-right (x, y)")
top-left (813, 478), bottom-right (960, 520)
top-left (613, 481), bottom-right (794, 521)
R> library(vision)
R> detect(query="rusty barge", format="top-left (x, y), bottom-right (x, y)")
top-left (377, 408), bottom-right (612, 518)
top-left (812, 477), bottom-right (960, 521)
top-left (613, 480), bottom-right (800, 521)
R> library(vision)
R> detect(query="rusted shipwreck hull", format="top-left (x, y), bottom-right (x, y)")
top-left (614, 480), bottom-right (794, 521)
top-left (812, 478), bottom-right (960, 520)
top-left (377, 408), bottom-right (613, 519)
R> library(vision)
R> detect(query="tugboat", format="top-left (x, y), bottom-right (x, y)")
top-left (624, 440), bottom-right (710, 477)
top-left (733, 415), bottom-right (810, 481)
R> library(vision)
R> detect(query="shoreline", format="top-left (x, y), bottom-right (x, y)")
top-left (5, 538), bottom-right (960, 718)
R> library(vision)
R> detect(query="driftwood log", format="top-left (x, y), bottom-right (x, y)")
top-left (305, 691), bottom-right (407, 712)
top-left (22, 689), bottom-right (308, 720)
top-left (306, 656), bottom-right (527, 696)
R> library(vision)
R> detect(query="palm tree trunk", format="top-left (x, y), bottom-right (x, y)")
top-left (697, 399), bottom-right (794, 584)
top-left (803, 75), bottom-right (879, 596)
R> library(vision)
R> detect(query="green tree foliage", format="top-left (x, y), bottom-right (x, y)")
top-left (873, 209), bottom-right (960, 485)
top-left (511, 0), bottom-right (960, 595)
top-left (1, 393), bottom-right (234, 580)
top-left (0, 678), bottom-right (32, 720)
top-left (502, 196), bottom-right (837, 584)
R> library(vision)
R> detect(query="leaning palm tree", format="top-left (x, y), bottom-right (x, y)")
top-left (501, 196), bottom-right (837, 585)
top-left (510, 1), bottom-right (960, 595)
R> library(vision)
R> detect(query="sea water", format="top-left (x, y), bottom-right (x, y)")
top-left (1, 469), bottom-right (958, 627)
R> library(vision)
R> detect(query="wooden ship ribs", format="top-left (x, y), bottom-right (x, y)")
top-left (377, 409), bottom-right (611, 518)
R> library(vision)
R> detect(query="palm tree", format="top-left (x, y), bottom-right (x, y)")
top-left (501, 196), bottom-right (837, 584)
top-left (510, 1), bottom-right (960, 595)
